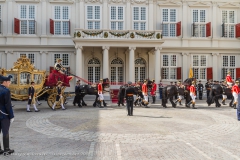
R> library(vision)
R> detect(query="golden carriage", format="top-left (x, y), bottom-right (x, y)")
top-left (0, 56), bottom-right (73, 109)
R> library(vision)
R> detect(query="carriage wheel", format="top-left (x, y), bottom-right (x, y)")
top-left (47, 93), bottom-right (65, 109)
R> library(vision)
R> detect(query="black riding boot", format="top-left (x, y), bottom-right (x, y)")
top-left (233, 103), bottom-right (237, 109)
top-left (130, 106), bottom-right (133, 116)
top-left (174, 99), bottom-right (179, 104)
top-left (103, 100), bottom-right (107, 107)
top-left (3, 134), bottom-right (14, 156)
top-left (222, 99), bottom-right (226, 105)
top-left (179, 100), bottom-right (182, 105)
top-left (152, 96), bottom-right (155, 104)
top-left (186, 101), bottom-right (192, 108)
top-left (127, 106), bottom-right (131, 116)
top-left (192, 102), bottom-right (197, 109)
top-left (99, 101), bottom-right (104, 108)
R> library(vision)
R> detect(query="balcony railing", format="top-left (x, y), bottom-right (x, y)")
top-left (74, 29), bottom-right (162, 40)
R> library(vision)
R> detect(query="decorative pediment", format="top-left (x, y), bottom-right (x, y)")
top-left (49, 0), bottom-right (74, 3)
top-left (218, 2), bottom-right (240, 8)
top-left (158, 0), bottom-right (182, 6)
top-left (188, 1), bottom-right (211, 7)
top-left (131, 0), bottom-right (148, 5)
top-left (108, 0), bottom-right (126, 4)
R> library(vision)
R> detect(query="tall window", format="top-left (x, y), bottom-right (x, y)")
top-left (162, 55), bottom-right (177, 79)
top-left (86, 6), bottom-right (101, 29)
top-left (88, 58), bottom-right (101, 83)
top-left (54, 54), bottom-right (70, 75)
top-left (133, 7), bottom-right (147, 30)
top-left (222, 10), bottom-right (236, 38)
top-left (20, 53), bottom-right (35, 65)
top-left (110, 58), bottom-right (124, 84)
top-left (192, 9), bottom-right (206, 37)
top-left (192, 55), bottom-right (207, 80)
top-left (135, 58), bottom-right (146, 82)
top-left (222, 55), bottom-right (235, 79)
top-left (162, 9), bottom-right (176, 37)
top-left (53, 6), bottom-right (70, 35)
top-left (20, 5), bottom-right (36, 34)
top-left (110, 6), bottom-right (124, 30)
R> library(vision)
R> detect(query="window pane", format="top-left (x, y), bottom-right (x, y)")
top-left (170, 55), bottom-right (176, 66)
top-left (87, 6), bottom-right (93, 19)
top-left (162, 24), bottom-right (168, 36)
top-left (199, 68), bottom-right (205, 79)
top-left (163, 55), bottom-right (168, 66)
top-left (229, 25), bottom-right (235, 38)
top-left (63, 21), bottom-right (69, 35)
top-left (230, 56), bottom-right (235, 67)
top-left (170, 24), bottom-right (176, 37)
top-left (193, 68), bottom-right (198, 79)
top-left (229, 11), bottom-right (235, 23)
top-left (230, 68), bottom-right (235, 79)
top-left (111, 22), bottom-right (116, 30)
top-left (111, 67), bottom-right (116, 83)
top-left (135, 67), bottom-right (139, 82)
top-left (55, 6), bottom-right (61, 19)
top-left (200, 24), bottom-right (206, 37)
top-left (118, 67), bottom-right (123, 82)
top-left (223, 56), bottom-right (228, 67)
top-left (63, 6), bottom-right (69, 20)
top-left (193, 55), bottom-right (198, 66)
top-left (21, 5), bottom-right (27, 19)
top-left (118, 22), bottom-right (123, 30)
top-left (193, 10), bottom-right (198, 23)
top-left (134, 22), bottom-right (138, 30)
top-left (140, 22), bottom-right (145, 30)
top-left (133, 7), bottom-right (139, 20)
top-left (29, 20), bottom-right (35, 34)
top-left (88, 67), bottom-right (93, 83)
top-left (95, 21), bottom-right (100, 29)
top-left (118, 7), bottom-right (123, 20)
top-left (20, 20), bottom-right (27, 34)
top-left (62, 54), bottom-right (69, 66)
top-left (222, 11), bottom-right (227, 23)
top-left (200, 10), bottom-right (205, 22)
top-left (111, 6), bottom-right (116, 20)
top-left (95, 67), bottom-right (100, 83)
top-left (54, 21), bottom-right (61, 35)
top-left (170, 68), bottom-right (176, 79)
top-left (88, 21), bottom-right (93, 29)
top-left (162, 68), bottom-right (169, 79)
top-left (95, 6), bottom-right (100, 19)
top-left (200, 55), bottom-right (206, 66)
top-left (29, 6), bottom-right (35, 19)
top-left (54, 54), bottom-right (61, 64)
top-left (162, 9), bottom-right (168, 22)
top-left (28, 54), bottom-right (35, 64)
top-left (170, 9), bottom-right (176, 22)
top-left (141, 7), bottom-right (146, 20)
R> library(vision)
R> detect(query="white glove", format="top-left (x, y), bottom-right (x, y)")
top-left (10, 118), bottom-right (14, 123)
top-left (29, 96), bottom-right (31, 99)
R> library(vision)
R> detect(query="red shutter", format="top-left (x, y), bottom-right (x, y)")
top-left (236, 23), bottom-right (240, 38)
top-left (14, 18), bottom-right (20, 34)
top-left (207, 67), bottom-right (213, 80)
top-left (236, 68), bottom-right (240, 79)
top-left (69, 20), bottom-right (70, 34)
top-left (177, 67), bottom-right (181, 79)
top-left (50, 19), bottom-right (54, 34)
top-left (206, 22), bottom-right (211, 37)
top-left (176, 21), bottom-right (181, 36)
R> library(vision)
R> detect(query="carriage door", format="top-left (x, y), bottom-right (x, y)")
top-left (135, 59), bottom-right (146, 82)
top-left (110, 58), bottom-right (124, 85)
top-left (87, 58), bottom-right (101, 83)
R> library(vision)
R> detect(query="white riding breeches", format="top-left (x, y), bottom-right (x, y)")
top-left (233, 92), bottom-right (238, 103)
top-left (178, 95), bottom-right (183, 100)
top-left (144, 95), bottom-right (148, 102)
top-left (98, 94), bottom-right (104, 101)
top-left (227, 82), bottom-right (233, 87)
top-left (222, 95), bottom-right (227, 99)
top-left (190, 92), bottom-right (196, 102)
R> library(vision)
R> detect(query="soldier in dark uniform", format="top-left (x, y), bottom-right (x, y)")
top-left (73, 80), bottom-right (82, 107)
top-left (205, 80), bottom-right (211, 99)
top-left (0, 75), bottom-right (14, 155)
top-left (51, 81), bottom-right (66, 110)
top-left (125, 81), bottom-right (135, 116)
top-left (197, 80), bottom-right (204, 100)
top-left (27, 81), bottom-right (40, 112)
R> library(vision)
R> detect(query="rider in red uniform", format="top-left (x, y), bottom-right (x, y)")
top-left (231, 81), bottom-right (240, 109)
top-left (142, 80), bottom-right (149, 107)
top-left (98, 79), bottom-right (104, 108)
top-left (150, 79), bottom-right (157, 104)
top-left (187, 81), bottom-right (197, 109)
top-left (226, 71), bottom-right (233, 87)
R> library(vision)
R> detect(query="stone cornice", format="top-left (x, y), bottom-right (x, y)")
top-left (49, 0), bottom-right (75, 4)
top-left (108, 0), bottom-right (126, 4)
top-left (218, 2), bottom-right (240, 8)
top-left (158, 0), bottom-right (182, 6)
top-left (85, 0), bottom-right (103, 4)
top-left (188, 1), bottom-right (211, 7)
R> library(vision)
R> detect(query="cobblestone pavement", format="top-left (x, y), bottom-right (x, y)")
top-left (1, 99), bottom-right (240, 160)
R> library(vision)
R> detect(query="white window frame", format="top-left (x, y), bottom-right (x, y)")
top-left (19, 53), bottom-right (35, 66)
top-left (132, 6), bottom-right (148, 30)
top-left (161, 8), bottom-right (177, 37)
top-left (221, 10), bottom-right (237, 38)
top-left (192, 9), bottom-right (207, 38)
top-left (52, 5), bottom-right (70, 35)
top-left (85, 5), bottom-right (102, 30)
top-left (222, 55), bottom-right (236, 79)
top-left (161, 54), bottom-right (177, 80)
top-left (87, 57), bottom-right (101, 83)
top-left (109, 6), bottom-right (125, 30)
top-left (110, 58), bottom-right (124, 83)
top-left (19, 5), bottom-right (36, 35)
top-left (192, 55), bottom-right (207, 80)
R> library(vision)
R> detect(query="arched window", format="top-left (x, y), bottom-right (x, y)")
top-left (110, 58), bottom-right (124, 84)
top-left (135, 58), bottom-right (146, 82)
top-left (87, 58), bottom-right (101, 83)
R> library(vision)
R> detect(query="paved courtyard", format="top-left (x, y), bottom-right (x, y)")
top-left (1, 98), bottom-right (240, 160)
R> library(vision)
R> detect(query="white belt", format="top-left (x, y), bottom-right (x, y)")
top-left (0, 110), bottom-right (8, 115)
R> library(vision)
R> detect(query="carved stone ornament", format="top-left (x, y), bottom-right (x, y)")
top-left (188, 1), bottom-right (211, 7)
top-left (85, 0), bottom-right (103, 3)
top-left (131, 0), bottom-right (148, 5)
top-left (218, 2), bottom-right (240, 8)
top-left (212, 53), bottom-right (220, 56)
top-left (108, 0), bottom-right (126, 4)
top-left (49, 0), bottom-right (74, 4)
top-left (158, 0), bottom-right (182, 6)
top-left (181, 52), bottom-right (189, 56)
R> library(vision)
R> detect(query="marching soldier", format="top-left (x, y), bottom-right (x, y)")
top-left (0, 75), bottom-right (14, 155)
top-left (231, 81), bottom-right (240, 109)
top-left (175, 81), bottom-right (184, 105)
top-left (26, 81), bottom-right (40, 112)
top-left (186, 81), bottom-right (197, 109)
top-left (73, 80), bottom-right (82, 107)
top-left (54, 58), bottom-right (66, 74)
top-left (125, 81), bottom-right (135, 116)
top-left (98, 79), bottom-right (104, 108)
top-left (205, 80), bottom-right (211, 98)
top-left (226, 71), bottom-right (233, 87)
top-left (150, 79), bottom-right (157, 104)
top-left (142, 80), bottom-right (149, 108)
top-left (51, 81), bottom-right (66, 110)
top-left (197, 80), bottom-right (204, 100)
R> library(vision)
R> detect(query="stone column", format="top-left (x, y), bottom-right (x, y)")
top-left (40, 51), bottom-right (48, 70)
top-left (102, 0), bottom-right (108, 29)
top-left (212, 53), bottom-right (219, 80)
top-left (148, 0), bottom-right (153, 30)
top-left (129, 47), bottom-right (136, 82)
top-left (154, 47), bottom-right (161, 83)
top-left (76, 46), bottom-right (83, 80)
top-left (102, 46), bottom-right (109, 79)
top-left (182, 52), bottom-right (189, 81)
top-left (182, 1), bottom-right (188, 47)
